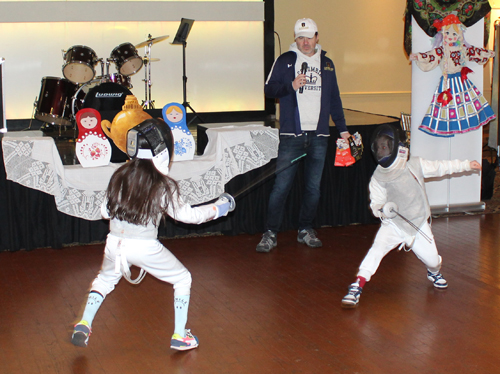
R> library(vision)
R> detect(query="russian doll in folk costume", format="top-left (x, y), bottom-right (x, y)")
top-left (75, 108), bottom-right (112, 167)
top-left (162, 103), bottom-right (195, 161)
top-left (410, 13), bottom-right (496, 137)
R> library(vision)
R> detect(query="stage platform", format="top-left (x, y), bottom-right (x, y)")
top-left (0, 109), bottom-right (399, 251)
top-left (196, 109), bottom-right (398, 154)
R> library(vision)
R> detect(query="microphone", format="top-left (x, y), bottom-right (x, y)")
top-left (299, 62), bottom-right (308, 94)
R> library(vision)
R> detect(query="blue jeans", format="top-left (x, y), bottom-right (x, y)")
top-left (266, 133), bottom-right (329, 232)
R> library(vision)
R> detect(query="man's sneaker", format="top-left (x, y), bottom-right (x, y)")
top-left (341, 283), bottom-right (362, 308)
top-left (297, 229), bottom-right (322, 248)
top-left (256, 230), bottom-right (277, 253)
top-left (71, 321), bottom-right (91, 347)
top-left (427, 271), bottom-right (448, 289)
top-left (170, 329), bottom-right (199, 351)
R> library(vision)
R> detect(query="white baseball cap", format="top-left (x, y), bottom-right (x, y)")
top-left (294, 18), bottom-right (318, 39)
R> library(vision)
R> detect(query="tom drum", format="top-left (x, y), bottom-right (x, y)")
top-left (110, 43), bottom-right (143, 76)
top-left (35, 77), bottom-right (83, 126)
top-left (62, 45), bottom-right (98, 84)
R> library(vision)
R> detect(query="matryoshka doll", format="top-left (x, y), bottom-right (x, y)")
top-left (162, 102), bottom-right (195, 161)
top-left (75, 108), bottom-right (112, 167)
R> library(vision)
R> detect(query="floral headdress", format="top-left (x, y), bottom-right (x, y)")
top-left (432, 14), bottom-right (463, 32)
top-left (430, 13), bottom-right (469, 50)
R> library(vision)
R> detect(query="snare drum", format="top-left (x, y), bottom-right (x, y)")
top-left (63, 45), bottom-right (97, 84)
top-left (110, 43), bottom-right (143, 76)
top-left (35, 77), bottom-right (83, 126)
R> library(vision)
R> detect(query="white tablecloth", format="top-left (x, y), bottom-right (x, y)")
top-left (2, 124), bottom-right (279, 220)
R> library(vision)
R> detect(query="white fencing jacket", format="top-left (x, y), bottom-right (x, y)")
top-left (369, 156), bottom-right (472, 236)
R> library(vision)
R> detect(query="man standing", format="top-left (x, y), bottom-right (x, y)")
top-left (257, 18), bottom-right (350, 253)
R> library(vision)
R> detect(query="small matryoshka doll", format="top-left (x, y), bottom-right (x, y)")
top-left (75, 108), bottom-right (112, 167)
top-left (162, 102), bottom-right (195, 161)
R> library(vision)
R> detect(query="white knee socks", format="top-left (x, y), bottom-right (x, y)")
top-left (174, 294), bottom-right (190, 337)
top-left (81, 291), bottom-right (104, 326)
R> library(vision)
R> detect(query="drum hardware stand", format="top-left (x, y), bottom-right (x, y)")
top-left (171, 19), bottom-right (202, 125)
top-left (25, 96), bottom-right (38, 131)
top-left (136, 34), bottom-right (169, 109)
top-left (101, 58), bottom-right (109, 82)
top-left (104, 59), bottom-right (109, 77)
top-left (142, 51), bottom-right (155, 109)
top-left (139, 34), bottom-right (158, 109)
top-left (104, 58), bottom-right (116, 83)
top-left (141, 56), bottom-right (162, 108)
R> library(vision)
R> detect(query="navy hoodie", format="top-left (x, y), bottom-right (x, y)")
top-left (265, 49), bottom-right (347, 136)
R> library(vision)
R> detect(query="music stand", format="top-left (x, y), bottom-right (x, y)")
top-left (171, 18), bottom-right (202, 125)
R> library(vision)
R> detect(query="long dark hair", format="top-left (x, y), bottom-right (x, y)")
top-left (106, 158), bottom-right (179, 225)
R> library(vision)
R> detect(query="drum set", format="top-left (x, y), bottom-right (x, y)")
top-left (33, 35), bottom-right (168, 129)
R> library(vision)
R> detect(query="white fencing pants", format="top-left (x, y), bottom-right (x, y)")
top-left (91, 234), bottom-right (192, 298)
top-left (357, 221), bottom-right (442, 282)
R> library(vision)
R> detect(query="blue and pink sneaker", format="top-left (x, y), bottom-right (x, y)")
top-left (170, 329), bottom-right (199, 351)
top-left (71, 321), bottom-right (91, 347)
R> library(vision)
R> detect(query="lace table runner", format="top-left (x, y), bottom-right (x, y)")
top-left (2, 124), bottom-right (278, 220)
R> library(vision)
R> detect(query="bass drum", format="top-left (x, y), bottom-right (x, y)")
top-left (83, 82), bottom-right (132, 112)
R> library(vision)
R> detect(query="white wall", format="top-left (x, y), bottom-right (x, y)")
top-left (273, 0), bottom-right (412, 117)
top-left (3, 0), bottom-right (496, 125)
top-left (0, 1), bottom-right (265, 120)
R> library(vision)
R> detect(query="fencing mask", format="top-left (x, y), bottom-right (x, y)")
top-left (126, 118), bottom-right (174, 175)
top-left (371, 124), bottom-right (408, 168)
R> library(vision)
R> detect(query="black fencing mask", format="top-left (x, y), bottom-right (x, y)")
top-left (371, 124), bottom-right (407, 168)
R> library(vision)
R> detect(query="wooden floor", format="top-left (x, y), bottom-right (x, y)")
top-left (1, 213), bottom-right (500, 374)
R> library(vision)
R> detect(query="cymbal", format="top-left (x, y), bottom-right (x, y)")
top-left (143, 57), bottom-right (160, 63)
top-left (135, 35), bottom-right (169, 49)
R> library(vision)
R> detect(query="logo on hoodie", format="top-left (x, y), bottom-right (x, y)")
top-left (297, 65), bottom-right (321, 92)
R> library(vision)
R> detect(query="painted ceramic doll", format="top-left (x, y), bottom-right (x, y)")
top-left (410, 14), bottom-right (496, 137)
top-left (75, 108), bottom-right (112, 167)
top-left (162, 103), bottom-right (195, 161)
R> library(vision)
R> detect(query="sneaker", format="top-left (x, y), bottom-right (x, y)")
top-left (427, 271), bottom-right (448, 289)
top-left (297, 229), bottom-right (322, 248)
top-left (170, 329), bottom-right (199, 351)
top-left (71, 321), bottom-right (91, 347)
top-left (256, 230), bottom-right (277, 253)
top-left (341, 283), bottom-right (362, 308)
